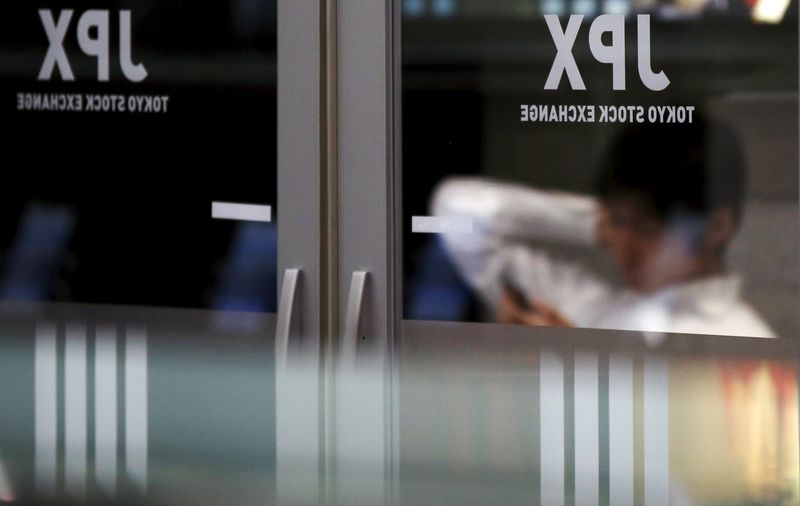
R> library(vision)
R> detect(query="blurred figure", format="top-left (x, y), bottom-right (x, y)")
top-left (433, 119), bottom-right (775, 337)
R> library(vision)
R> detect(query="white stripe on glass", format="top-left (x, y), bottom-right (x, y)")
top-left (64, 323), bottom-right (88, 499)
top-left (540, 351), bottom-right (565, 506)
top-left (212, 202), bottom-right (272, 223)
top-left (643, 357), bottom-right (669, 506)
top-left (574, 351), bottom-right (599, 506)
top-left (125, 327), bottom-right (148, 491)
top-left (95, 325), bottom-right (118, 495)
top-left (34, 323), bottom-right (57, 497)
top-left (411, 216), bottom-right (474, 235)
top-left (608, 354), bottom-right (634, 506)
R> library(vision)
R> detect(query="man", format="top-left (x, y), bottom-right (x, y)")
top-left (432, 119), bottom-right (775, 338)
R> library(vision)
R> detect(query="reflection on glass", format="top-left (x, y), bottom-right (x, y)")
top-left (431, 119), bottom-right (779, 338)
top-left (673, 359), bottom-right (800, 504)
top-left (0, 459), bottom-right (12, 502)
top-left (0, 0), bottom-right (278, 313)
top-left (1, 311), bottom-right (276, 505)
top-left (0, 0), bottom-right (279, 504)
top-left (401, 1), bottom-right (799, 502)
top-left (399, 0), bottom-right (792, 22)
top-left (403, 2), bottom-right (798, 339)
top-left (398, 327), bottom-right (799, 505)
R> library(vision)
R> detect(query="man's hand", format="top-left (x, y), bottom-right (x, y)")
top-left (498, 291), bottom-right (574, 327)
top-left (596, 206), bottom-right (612, 247)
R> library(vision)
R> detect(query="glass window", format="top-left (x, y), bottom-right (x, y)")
top-left (403, 0), bottom-right (799, 339)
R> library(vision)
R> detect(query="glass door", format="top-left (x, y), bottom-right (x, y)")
top-left (0, 1), bottom-right (328, 504)
top-left (388, 0), bottom-right (799, 504)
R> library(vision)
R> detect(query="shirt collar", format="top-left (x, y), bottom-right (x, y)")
top-left (644, 274), bottom-right (743, 316)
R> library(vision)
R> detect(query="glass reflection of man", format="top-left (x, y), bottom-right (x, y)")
top-left (433, 118), bottom-right (776, 337)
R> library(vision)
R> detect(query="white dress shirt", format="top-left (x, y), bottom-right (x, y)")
top-left (432, 177), bottom-right (776, 338)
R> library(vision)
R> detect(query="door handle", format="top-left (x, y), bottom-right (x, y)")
top-left (275, 268), bottom-right (301, 369)
top-left (342, 271), bottom-right (369, 364)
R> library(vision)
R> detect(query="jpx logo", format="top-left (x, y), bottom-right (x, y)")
top-left (38, 10), bottom-right (147, 82)
top-left (544, 15), bottom-right (669, 92)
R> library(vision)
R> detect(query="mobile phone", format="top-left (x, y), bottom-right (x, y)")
top-left (501, 272), bottom-right (533, 311)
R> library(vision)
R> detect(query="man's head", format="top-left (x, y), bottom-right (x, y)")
top-left (594, 117), bottom-right (747, 293)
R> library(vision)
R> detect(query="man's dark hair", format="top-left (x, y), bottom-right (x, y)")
top-left (594, 116), bottom-right (747, 225)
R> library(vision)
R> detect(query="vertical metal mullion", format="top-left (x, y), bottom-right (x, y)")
top-left (389, 0), bottom-right (403, 501)
top-left (321, 0), bottom-right (339, 500)
top-left (336, 0), bottom-right (396, 503)
top-left (323, 0), bottom-right (339, 345)
top-left (277, 0), bottom-right (325, 504)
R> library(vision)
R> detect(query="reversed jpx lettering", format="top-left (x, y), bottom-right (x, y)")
top-left (544, 14), bottom-right (669, 92)
top-left (38, 10), bottom-right (147, 83)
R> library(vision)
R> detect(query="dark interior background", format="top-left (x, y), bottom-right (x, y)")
top-left (0, 0), bottom-right (278, 312)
